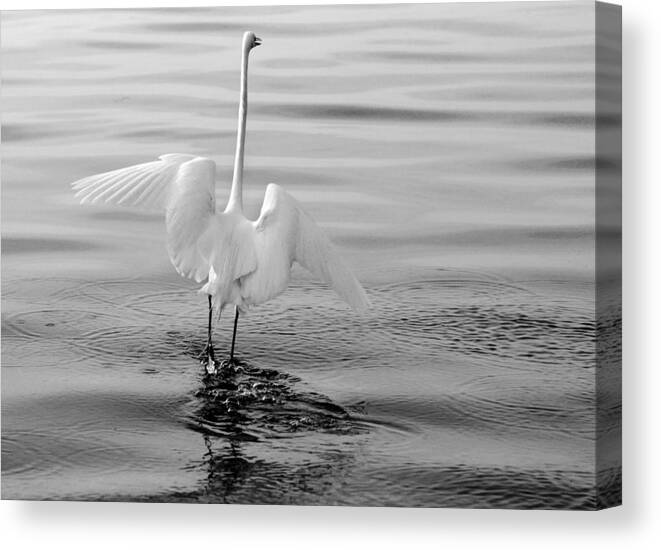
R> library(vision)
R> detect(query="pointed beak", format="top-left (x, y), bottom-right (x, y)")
top-left (254, 36), bottom-right (262, 47)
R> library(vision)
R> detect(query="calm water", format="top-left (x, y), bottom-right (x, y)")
top-left (1, 2), bottom-right (617, 507)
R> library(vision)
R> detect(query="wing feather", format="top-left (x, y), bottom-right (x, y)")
top-left (72, 154), bottom-right (199, 210)
top-left (71, 154), bottom-right (217, 282)
top-left (74, 163), bottom-right (157, 204)
top-left (248, 184), bottom-right (369, 311)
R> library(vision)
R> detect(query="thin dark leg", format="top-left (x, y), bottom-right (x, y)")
top-left (229, 306), bottom-right (239, 363)
top-left (201, 295), bottom-right (217, 368)
top-left (207, 295), bottom-right (213, 347)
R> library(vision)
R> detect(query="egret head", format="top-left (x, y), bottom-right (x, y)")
top-left (243, 31), bottom-right (262, 51)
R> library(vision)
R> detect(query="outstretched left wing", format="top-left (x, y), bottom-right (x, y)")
top-left (71, 154), bottom-right (202, 211)
top-left (71, 154), bottom-right (218, 282)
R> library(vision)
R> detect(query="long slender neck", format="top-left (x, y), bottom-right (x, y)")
top-left (227, 44), bottom-right (250, 212)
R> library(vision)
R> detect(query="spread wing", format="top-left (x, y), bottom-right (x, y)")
top-left (71, 154), bottom-right (203, 211)
top-left (249, 183), bottom-right (369, 311)
top-left (71, 154), bottom-right (217, 282)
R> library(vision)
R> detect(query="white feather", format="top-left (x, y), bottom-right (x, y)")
top-left (71, 154), bottom-right (218, 282)
top-left (72, 154), bottom-right (199, 210)
top-left (241, 184), bottom-right (370, 312)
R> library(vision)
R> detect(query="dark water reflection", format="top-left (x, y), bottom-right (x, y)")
top-left (1, 3), bottom-right (619, 508)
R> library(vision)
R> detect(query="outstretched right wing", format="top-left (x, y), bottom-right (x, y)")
top-left (71, 154), bottom-right (218, 282)
top-left (247, 183), bottom-right (370, 311)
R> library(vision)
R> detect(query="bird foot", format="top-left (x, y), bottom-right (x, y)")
top-left (200, 343), bottom-right (218, 375)
top-left (205, 359), bottom-right (239, 377)
top-left (205, 358), bottom-right (219, 375)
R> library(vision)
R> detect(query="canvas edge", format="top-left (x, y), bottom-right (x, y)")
top-left (594, 0), bottom-right (622, 511)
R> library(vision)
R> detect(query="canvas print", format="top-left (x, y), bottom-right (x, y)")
top-left (1, 1), bottom-right (621, 509)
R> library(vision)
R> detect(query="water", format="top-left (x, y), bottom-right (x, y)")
top-left (1, 2), bottom-right (619, 508)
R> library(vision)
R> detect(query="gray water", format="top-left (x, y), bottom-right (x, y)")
top-left (1, 2), bottom-right (616, 507)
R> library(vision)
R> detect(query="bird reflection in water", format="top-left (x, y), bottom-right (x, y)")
top-left (184, 360), bottom-right (365, 504)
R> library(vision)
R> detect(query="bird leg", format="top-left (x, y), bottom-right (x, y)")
top-left (218, 307), bottom-right (240, 372)
top-left (229, 306), bottom-right (240, 364)
top-left (201, 295), bottom-right (218, 374)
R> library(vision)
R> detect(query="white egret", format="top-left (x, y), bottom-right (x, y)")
top-left (71, 31), bottom-right (369, 372)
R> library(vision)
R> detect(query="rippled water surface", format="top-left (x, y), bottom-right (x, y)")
top-left (2, 3), bottom-right (617, 508)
